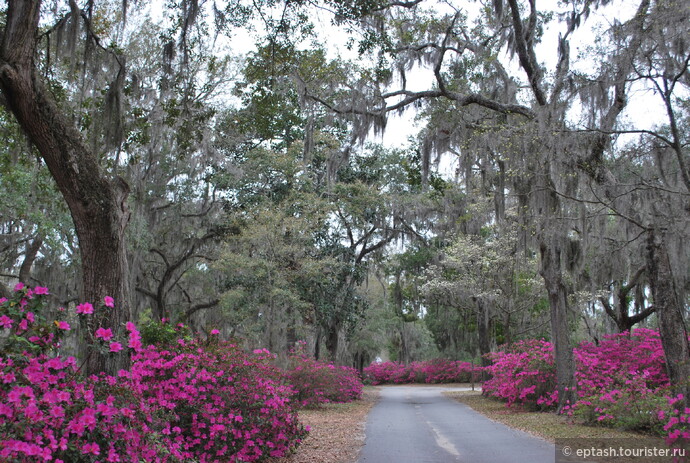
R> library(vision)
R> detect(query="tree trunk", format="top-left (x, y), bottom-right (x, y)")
top-left (475, 299), bottom-right (492, 381)
top-left (313, 326), bottom-right (321, 360)
top-left (0, 0), bottom-right (131, 375)
top-left (494, 158), bottom-right (506, 224)
top-left (18, 236), bottom-right (43, 284)
top-left (646, 228), bottom-right (690, 401)
top-left (324, 322), bottom-right (339, 363)
top-left (540, 242), bottom-right (576, 412)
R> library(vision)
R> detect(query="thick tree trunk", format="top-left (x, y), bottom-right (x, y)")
top-left (646, 228), bottom-right (690, 401)
top-left (540, 242), bottom-right (576, 412)
top-left (0, 0), bottom-right (131, 375)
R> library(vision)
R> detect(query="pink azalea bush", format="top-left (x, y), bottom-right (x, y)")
top-left (575, 329), bottom-right (668, 398)
top-left (363, 361), bottom-right (415, 385)
top-left (572, 329), bottom-right (670, 433)
top-left (363, 359), bottom-right (482, 385)
top-left (0, 353), bottom-right (158, 462)
top-left (124, 340), bottom-right (307, 461)
top-left (0, 285), bottom-right (307, 462)
top-left (284, 341), bottom-right (363, 407)
top-left (482, 339), bottom-right (556, 409)
top-left (481, 329), bottom-right (690, 445)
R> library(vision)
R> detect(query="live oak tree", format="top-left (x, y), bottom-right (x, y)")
top-left (123, 18), bottom-right (234, 324)
top-left (0, 0), bottom-right (307, 373)
top-left (0, 1), bottom-right (134, 374)
top-left (300, 0), bottom-right (689, 409)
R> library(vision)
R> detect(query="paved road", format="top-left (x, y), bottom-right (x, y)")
top-left (357, 386), bottom-right (555, 463)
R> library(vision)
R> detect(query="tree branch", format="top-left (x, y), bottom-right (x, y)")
top-left (506, 0), bottom-right (547, 105)
top-left (184, 299), bottom-right (220, 320)
top-left (306, 87), bottom-right (535, 120)
top-left (628, 305), bottom-right (656, 325)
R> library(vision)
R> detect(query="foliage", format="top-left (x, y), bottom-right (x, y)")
top-left (138, 318), bottom-right (193, 347)
top-left (125, 341), bottom-right (307, 461)
top-left (0, 286), bottom-right (307, 462)
top-left (482, 329), bottom-right (690, 444)
top-left (363, 359), bottom-right (482, 385)
top-left (284, 341), bottom-right (363, 407)
top-left (482, 339), bottom-right (557, 410)
top-left (422, 224), bottom-right (547, 357)
top-left (0, 284), bottom-right (64, 357)
top-left (574, 329), bottom-right (669, 399)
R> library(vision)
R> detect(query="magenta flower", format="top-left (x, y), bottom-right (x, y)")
top-left (55, 321), bottom-right (70, 330)
top-left (103, 296), bottom-right (115, 307)
top-left (128, 325), bottom-right (142, 350)
top-left (76, 302), bottom-right (94, 314)
top-left (82, 442), bottom-right (100, 456)
top-left (0, 297), bottom-right (6, 305)
top-left (211, 329), bottom-right (220, 335)
top-left (26, 312), bottom-right (35, 323)
top-left (34, 286), bottom-right (49, 295)
top-left (95, 327), bottom-right (114, 341)
top-left (13, 282), bottom-right (24, 291)
top-left (128, 337), bottom-right (142, 350)
top-left (109, 342), bottom-right (123, 353)
top-left (0, 315), bottom-right (13, 328)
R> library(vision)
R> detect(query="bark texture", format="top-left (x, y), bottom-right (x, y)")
top-left (540, 242), bottom-right (576, 412)
top-left (646, 228), bottom-right (690, 400)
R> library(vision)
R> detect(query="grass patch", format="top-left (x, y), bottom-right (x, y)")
top-left (445, 391), bottom-right (643, 442)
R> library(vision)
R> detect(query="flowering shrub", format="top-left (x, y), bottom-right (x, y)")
top-left (284, 341), bottom-right (363, 407)
top-left (0, 286), bottom-right (165, 461)
top-left (482, 339), bottom-right (556, 409)
top-left (0, 283), bottom-right (64, 357)
top-left (575, 329), bottom-right (668, 398)
top-left (0, 285), bottom-right (307, 462)
top-left (363, 359), bottom-right (482, 385)
top-left (411, 358), bottom-right (483, 384)
top-left (572, 329), bottom-right (671, 432)
top-left (482, 329), bottom-right (690, 446)
top-left (0, 354), bottom-right (174, 462)
top-left (658, 394), bottom-right (690, 448)
top-left (363, 361), bottom-right (415, 385)
top-left (125, 340), bottom-right (308, 461)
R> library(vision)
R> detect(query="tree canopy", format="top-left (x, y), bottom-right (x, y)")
top-left (0, 0), bottom-right (687, 410)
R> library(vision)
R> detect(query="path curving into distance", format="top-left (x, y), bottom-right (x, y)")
top-left (357, 385), bottom-right (555, 463)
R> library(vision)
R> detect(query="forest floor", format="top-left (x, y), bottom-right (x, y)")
top-left (272, 387), bottom-right (380, 463)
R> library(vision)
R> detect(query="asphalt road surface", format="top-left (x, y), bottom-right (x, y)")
top-left (357, 386), bottom-right (555, 463)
